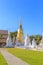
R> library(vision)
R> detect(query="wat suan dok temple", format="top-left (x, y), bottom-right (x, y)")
top-left (0, 30), bottom-right (8, 47)
top-left (0, 21), bottom-right (24, 47)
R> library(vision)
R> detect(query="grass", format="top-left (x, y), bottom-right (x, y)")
top-left (5, 48), bottom-right (43, 65)
top-left (0, 52), bottom-right (8, 65)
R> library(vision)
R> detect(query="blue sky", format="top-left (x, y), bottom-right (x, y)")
top-left (0, 0), bottom-right (43, 36)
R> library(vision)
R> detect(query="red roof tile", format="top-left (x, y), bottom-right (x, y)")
top-left (0, 30), bottom-right (8, 34)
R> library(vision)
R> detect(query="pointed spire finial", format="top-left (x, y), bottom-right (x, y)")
top-left (19, 17), bottom-right (22, 30)
top-left (19, 16), bottom-right (22, 26)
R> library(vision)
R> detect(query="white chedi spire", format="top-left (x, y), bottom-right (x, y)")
top-left (39, 32), bottom-right (43, 46)
top-left (6, 31), bottom-right (13, 47)
top-left (13, 36), bottom-right (15, 43)
top-left (16, 37), bottom-right (20, 46)
top-left (25, 33), bottom-right (31, 47)
top-left (32, 38), bottom-right (37, 48)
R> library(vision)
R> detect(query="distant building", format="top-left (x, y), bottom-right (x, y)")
top-left (0, 30), bottom-right (8, 47)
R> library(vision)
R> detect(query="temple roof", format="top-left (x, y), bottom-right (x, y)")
top-left (0, 30), bottom-right (8, 34)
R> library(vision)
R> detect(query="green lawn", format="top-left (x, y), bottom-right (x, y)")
top-left (0, 52), bottom-right (8, 65)
top-left (5, 48), bottom-right (43, 65)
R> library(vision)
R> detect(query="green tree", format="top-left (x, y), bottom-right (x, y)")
top-left (10, 31), bottom-right (17, 40)
top-left (35, 35), bottom-right (42, 45)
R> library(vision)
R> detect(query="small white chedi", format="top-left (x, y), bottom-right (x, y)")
top-left (24, 33), bottom-right (31, 47)
top-left (6, 32), bottom-right (13, 47)
top-left (16, 37), bottom-right (19, 46)
top-left (13, 36), bottom-right (16, 45)
top-left (32, 38), bottom-right (37, 48)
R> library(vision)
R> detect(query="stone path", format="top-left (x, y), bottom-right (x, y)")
top-left (0, 48), bottom-right (29, 65)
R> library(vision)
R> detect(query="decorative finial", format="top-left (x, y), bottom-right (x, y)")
top-left (19, 16), bottom-right (22, 26)
top-left (19, 17), bottom-right (22, 30)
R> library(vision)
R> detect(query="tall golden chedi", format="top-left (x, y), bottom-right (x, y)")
top-left (17, 21), bottom-right (24, 45)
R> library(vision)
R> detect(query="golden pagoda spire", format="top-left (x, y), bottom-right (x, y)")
top-left (17, 19), bottom-right (24, 43)
top-left (19, 17), bottom-right (22, 29)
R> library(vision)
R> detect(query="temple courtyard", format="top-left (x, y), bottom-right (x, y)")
top-left (0, 48), bottom-right (43, 65)
top-left (0, 22), bottom-right (43, 65)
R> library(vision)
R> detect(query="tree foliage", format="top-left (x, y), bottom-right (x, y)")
top-left (10, 31), bottom-right (17, 40)
top-left (35, 35), bottom-right (42, 45)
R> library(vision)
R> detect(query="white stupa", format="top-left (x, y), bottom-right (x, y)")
top-left (6, 32), bottom-right (13, 47)
top-left (13, 36), bottom-right (15, 43)
top-left (32, 38), bottom-right (37, 48)
top-left (13, 36), bottom-right (16, 46)
top-left (25, 33), bottom-right (31, 48)
top-left (15, 37), bottom-right (19, 46)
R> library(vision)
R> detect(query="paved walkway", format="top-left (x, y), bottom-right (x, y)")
top-left (0, 48), bottom-right (29, 65)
